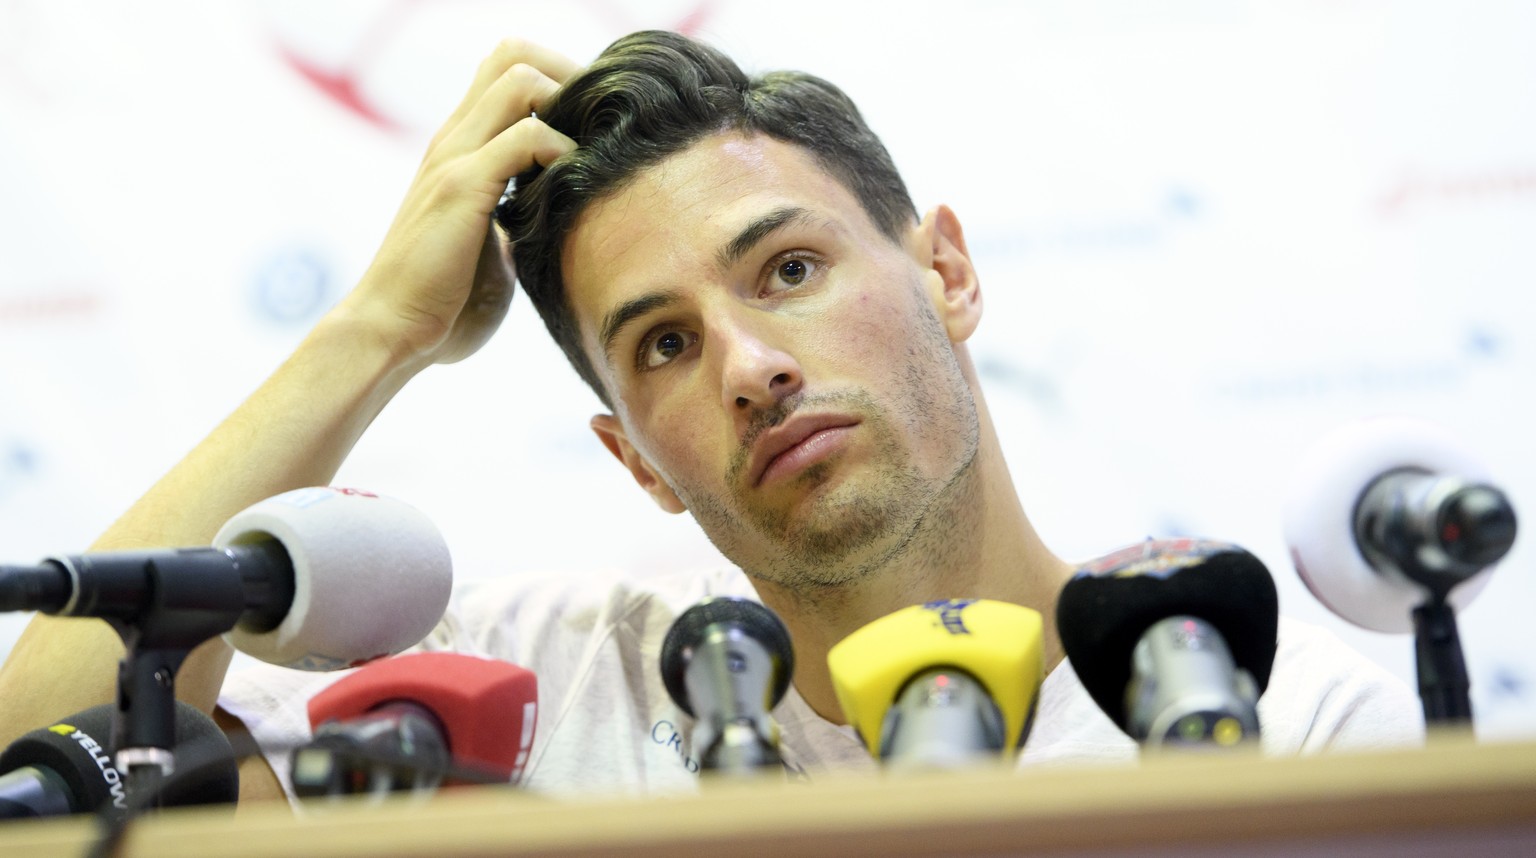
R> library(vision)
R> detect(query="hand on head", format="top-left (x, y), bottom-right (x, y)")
top-left (343, 39), bottom-right (581, 370)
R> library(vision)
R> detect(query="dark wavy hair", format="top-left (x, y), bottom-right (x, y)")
top-left (495, 30), bottom-right (917, 409)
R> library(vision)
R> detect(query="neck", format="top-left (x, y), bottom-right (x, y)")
top-left (749, 390), bottom-right (1073, 724)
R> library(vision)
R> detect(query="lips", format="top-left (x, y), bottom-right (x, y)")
top-left (748, 414), bottom-right (860, 488)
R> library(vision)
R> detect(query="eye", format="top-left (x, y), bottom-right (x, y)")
top-left (640, 328), bottom-right (697, 369)
top-left (779, 259), bottom-right (809, 285)
top-left (765, 254), bottom-right (821, 293)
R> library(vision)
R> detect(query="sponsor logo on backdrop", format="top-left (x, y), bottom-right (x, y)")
top-left (968, 185), bottom-right (1204, 259)
top-left (1212, 326), bottom-right (1506, 404)
top-left (250, 246), bottom-right (333, 326)
top-left (0, 289), bottom-right (101, 325)
top-left (1490, 664), bottom-right (1528, 703)
top-left (1378, 166), bottom-right (1536, 217)
top-left (0, 441), bottom-right (39, 504)
top-left (266, 0), bottom-right (715, 133)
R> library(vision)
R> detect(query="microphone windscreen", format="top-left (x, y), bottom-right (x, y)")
top-left (1057, 539), bottom-right (1279, 732)
top-left (307, 652), bottom-right (538, 782)
top-left (827, 599), bottom-right (1044, 757)
top-left (0, 703), bottom-right (238, 815)
top-left (215, 487), bottom-right (452, 670)
top-left (1282, 417), bottom-right (1496, 633)
top-left (0, 705), bottom-right (121, 814)
top-left (158, 703), bottom-right (241, 810)
top-left (659, 597), bottom-right (794, 717)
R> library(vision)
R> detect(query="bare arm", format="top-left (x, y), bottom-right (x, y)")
top-left (0, 39), bottom-right (580, 779)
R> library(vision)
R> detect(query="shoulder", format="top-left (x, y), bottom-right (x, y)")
top-left (1259, 616), bottom-right (1425, 753)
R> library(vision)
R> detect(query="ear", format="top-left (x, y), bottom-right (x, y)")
top-left (590, 414), bottom-right (687, 514)
top-left (913, 204), bottom-right (983, 343)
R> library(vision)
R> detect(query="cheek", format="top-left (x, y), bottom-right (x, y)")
top-left (634, 400), bottom-right (721, 487)
top-left (824, 286), bottom-right (919, 370)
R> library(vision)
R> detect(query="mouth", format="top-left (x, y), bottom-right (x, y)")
top-left (749, 415), bottom-right (861, 488)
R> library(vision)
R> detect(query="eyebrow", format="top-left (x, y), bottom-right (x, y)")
top-left (600, 290), bottom-right (679, 367)
top-left (714, 206), bottom-right (817, 271)
top-left (596, 206), bottom-right (821, 368)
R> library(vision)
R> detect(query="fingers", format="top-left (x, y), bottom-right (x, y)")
top-left (452, 62), bottom-right (563, 154)
top-left (431, 38), bottom-right (581, 156)
top-left (474, 115), bottom-right (577, 184)
top-left (351, 41), bottom-right (580, 369)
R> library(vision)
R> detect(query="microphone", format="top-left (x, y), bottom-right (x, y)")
top-left (1056, 538), bottom-right (1278, 749)
top-left (1283, 417), bottom-right (1517, 724)
top-left (1283, 417), bottom-right (1515, 632)
top-left (0, 702), bottom-right (238, 820)
top-left (659, 597), bottom-right (795, 776)
top-left (292, 652), bottom-right (538, 799)
top-left (0, 487), bottom-right (453, 671)
top-left (827, 599), bottom-right (1043, 770)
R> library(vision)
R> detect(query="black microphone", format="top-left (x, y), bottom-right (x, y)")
top-left (1057, 538), bottom-right (1279, 749)
top-left (0, 543), bottom-right (291, 635)
top-left (659, 597), bottom-right (795, 776)
top-left (1356, 471), bottom-right (1516, 592)
top-left (0, 702), bottom-right (238, 820)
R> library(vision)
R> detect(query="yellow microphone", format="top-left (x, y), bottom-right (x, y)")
top-left (827, 599), bottom-right (1044, 769)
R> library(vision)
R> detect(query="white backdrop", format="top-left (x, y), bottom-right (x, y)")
top-left (2, 0), bottom-right (1533, 738)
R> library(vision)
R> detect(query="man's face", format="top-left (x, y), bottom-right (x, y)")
top-left (563, 133), bottom-right (980, 589)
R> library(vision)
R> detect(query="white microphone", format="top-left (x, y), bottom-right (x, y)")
top-left (1283, 417), bottom-right (1516, 724)
top-left (1283, 417), bottom-right (1515, 633)
top-left (0, 487), bottom-right (452, 671)
top-left (214, 487), bottom-right (453, 669)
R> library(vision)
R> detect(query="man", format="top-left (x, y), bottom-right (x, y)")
top-left (0, 31), bottom-right (1420, 803)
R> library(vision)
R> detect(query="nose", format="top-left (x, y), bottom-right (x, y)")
top-left (716, 315), bottom-right (803, 415)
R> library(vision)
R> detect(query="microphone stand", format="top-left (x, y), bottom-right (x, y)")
top-left (1411, 595), bottom-right (1473, 725)
top-left (101, 556), bottom-right (248, 809)
top-left (1355, 474), bottom-right (1516, 729)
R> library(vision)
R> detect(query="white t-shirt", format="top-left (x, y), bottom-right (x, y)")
top-left (218, 566), bottom-right (1425, 802)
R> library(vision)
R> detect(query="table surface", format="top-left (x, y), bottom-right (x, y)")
top-left (2, 732), bottom-right (1534, 858)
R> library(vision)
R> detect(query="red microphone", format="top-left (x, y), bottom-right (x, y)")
top-left (293, 652), bottom-right (538, 798)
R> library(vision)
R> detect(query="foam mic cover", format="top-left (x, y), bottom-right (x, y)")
top-left (827, 599), bottom-right (1044, 761)
top-left (1057, 538), bottom-right (1279, 735)
top-left (304, 652), bottom-right (538, 785)
top-left (214, 487), bottom-right (452, 670)
top-left (0, 702), bottom-right (238, 819)
top-left (1283, 417), bottom-right (1501, 633)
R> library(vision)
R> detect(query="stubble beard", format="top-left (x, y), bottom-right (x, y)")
top-left (680, 309), bottom-right (981, 597)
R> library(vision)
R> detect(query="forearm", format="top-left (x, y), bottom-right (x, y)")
top-left (0, 302), bottom-right (421, 743)
top-left (93, 301), bottom-right (420, 553)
